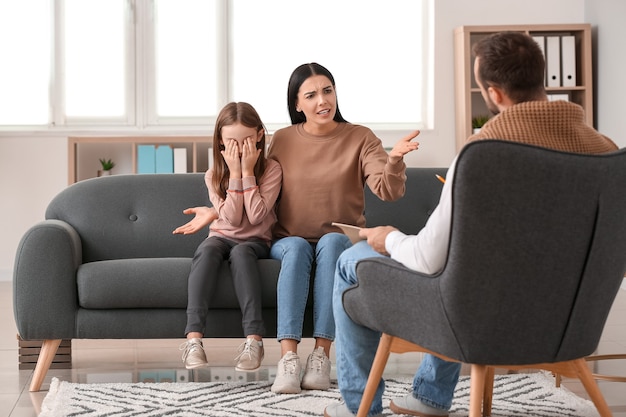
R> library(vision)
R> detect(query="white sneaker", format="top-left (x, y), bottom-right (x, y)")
top-left (323, 402), bottom-right (384, 417)
top-left (301, 346), bottom-right (331, 390)
top-left (179, 338), bottom-right (208, 369)
top-left (234, 338), bottom-right (264, 371)
top-left (270, 351), bottom-right (302, 394)
top-left (390, 393), bottom-right (449, 416)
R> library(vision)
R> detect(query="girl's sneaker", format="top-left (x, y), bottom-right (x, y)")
top-left (235, 338), bottom-right (264, 371)
top-left (179, 338), bottom-right (208, 369)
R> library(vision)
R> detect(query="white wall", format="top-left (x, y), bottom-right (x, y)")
top-left (0, 136), bottom-right (67, 280)
top-left (1, 0), bottom-right (624, 280)
top-left (585, 0), bottom-right (626, 142)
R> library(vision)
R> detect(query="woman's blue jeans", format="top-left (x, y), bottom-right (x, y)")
top-left (333, 241), bottom-right (461, 415)
top-left (270, 233), bottom-right (352, 342)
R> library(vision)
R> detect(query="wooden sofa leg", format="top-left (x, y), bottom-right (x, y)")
top-left (29, 339), bottom-right (62, 392)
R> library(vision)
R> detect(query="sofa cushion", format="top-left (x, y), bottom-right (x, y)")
top-left (77, 257), bottom-right (282, 309)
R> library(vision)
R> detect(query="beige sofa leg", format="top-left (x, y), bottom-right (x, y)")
top-left (29, 339), bottom-right (62, 392)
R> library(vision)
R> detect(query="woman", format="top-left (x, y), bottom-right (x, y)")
top-left (268, 63), bottom-right (419, 394)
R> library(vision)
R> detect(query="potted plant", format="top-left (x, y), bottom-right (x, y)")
top-left (98, 158), bottom-right (116, 177)
top-left (472, 115), bottom-right (490, 134)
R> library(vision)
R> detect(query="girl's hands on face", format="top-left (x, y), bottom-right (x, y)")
top-left (222, 139), bottom-right (242, 177)
top-left (240, 136), bottom-right (261, 176)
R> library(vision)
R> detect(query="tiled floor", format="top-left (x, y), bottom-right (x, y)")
top-left (1, 280), bottom-right (625, 417)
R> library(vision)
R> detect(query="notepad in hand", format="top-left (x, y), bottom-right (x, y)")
top-left (332, 222), bottom-right (364, 244)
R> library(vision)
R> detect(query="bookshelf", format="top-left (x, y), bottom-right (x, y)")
top-left (453, 24), bottom-right (593, 150)
top-left (68, 136), bottom-right (212, 185)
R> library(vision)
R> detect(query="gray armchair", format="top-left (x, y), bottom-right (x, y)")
top-left (343, 140), bottom-right (626, 417)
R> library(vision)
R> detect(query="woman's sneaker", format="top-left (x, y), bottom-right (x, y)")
top-left (235, 338), bottom-right (264, 371)
top-left (179, 338), bottom-right (208, 369)
top-left (301, 347), bottom-right (331, 390)
top-left (270, 351), bottom-right (302, 394)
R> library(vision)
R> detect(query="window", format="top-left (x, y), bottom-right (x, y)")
top-left (149, 0), bottom-right (221, 122)
top-left (230, 0), bottom-right (431, 130)
top-left (0, 0), bottom-right (432, 131)
top-left (62, 0), bottom-right (128, 121)
top-left (0, 0), bottom-right (51, 125)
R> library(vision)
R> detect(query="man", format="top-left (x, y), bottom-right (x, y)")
top-left (324, 31), bottom-right (617, 417)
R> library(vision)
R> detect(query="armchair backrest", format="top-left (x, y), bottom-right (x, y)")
top-left (441, 140), bottom-right (626, 364)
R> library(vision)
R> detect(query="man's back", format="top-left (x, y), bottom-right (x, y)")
top-left (468, 100), bottom-right (617, 154)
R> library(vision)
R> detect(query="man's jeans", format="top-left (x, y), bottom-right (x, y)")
top-left (333, 241), bottom-right (461, 415)
top-left (271, 233), bottom-right (352, 341)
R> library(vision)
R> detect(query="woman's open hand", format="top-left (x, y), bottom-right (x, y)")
top-left (388, 130), bottom-right (420, 164)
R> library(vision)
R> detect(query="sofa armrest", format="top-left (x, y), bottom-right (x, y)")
top-left (13, 219), bottom-right (82, 340)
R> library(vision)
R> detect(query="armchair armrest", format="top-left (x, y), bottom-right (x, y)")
top-left (344, 257), bottom-right (464, 360)
top-left (13, 219), bottom-right (82, 340)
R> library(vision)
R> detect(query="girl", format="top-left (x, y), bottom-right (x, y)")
top-left (179, 102), bottom-right (282, 372)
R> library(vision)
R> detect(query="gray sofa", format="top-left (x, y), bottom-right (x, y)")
top-left (13, 167), bottom-right (446, 391)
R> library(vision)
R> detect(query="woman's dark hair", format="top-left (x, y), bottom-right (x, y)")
top-left (211, 102), bottom-right (267, 199)
top-left (286, 62), bottom-right (348, 125)
top-left (472, 31), bottom-right (546, 103)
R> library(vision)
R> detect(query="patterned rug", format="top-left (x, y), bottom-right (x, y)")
top-left (40, 372), bottom-right (599, 417)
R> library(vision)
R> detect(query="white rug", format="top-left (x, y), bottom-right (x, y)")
top-left (40, 372), bottom-right (599, 417)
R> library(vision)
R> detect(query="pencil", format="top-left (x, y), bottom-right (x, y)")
top-left (435, 174), bottom-right (446, 184)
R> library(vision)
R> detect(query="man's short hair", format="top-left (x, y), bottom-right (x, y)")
top-left (473, 31), bottom-right (546, 102)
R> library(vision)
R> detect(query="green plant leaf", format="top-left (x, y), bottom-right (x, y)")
top-left (99, 158), bottom-right (116, 170)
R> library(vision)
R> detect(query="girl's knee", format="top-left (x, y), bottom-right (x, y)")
top-left (230, 244), bottom-right (253, 257)
top-left (193, 245), bottom-right (222, 262)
